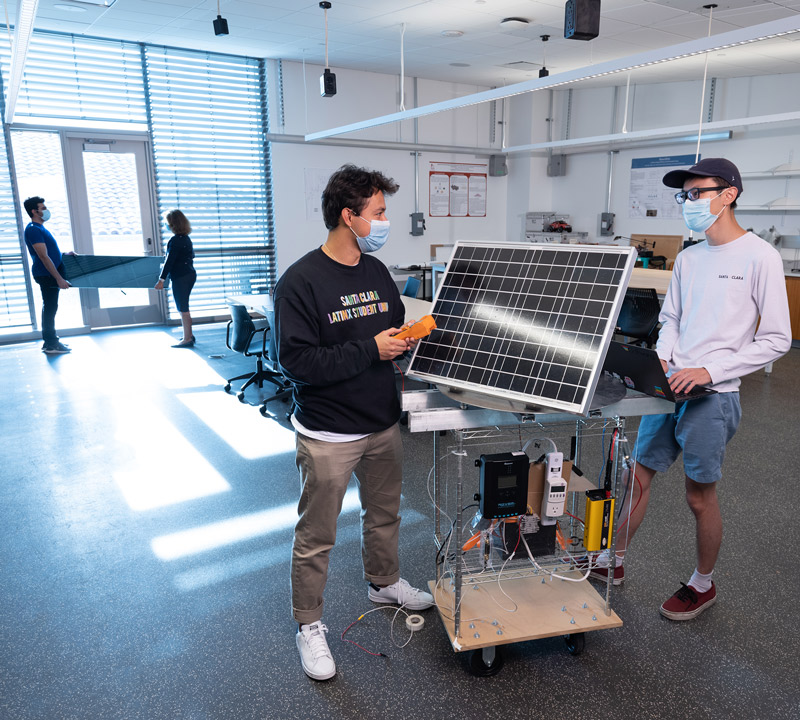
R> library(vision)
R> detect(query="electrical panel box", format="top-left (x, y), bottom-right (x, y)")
top-left (547, 154), bottom-right (566, 177)
top-left (410, 212), bottom-right (425, 236)
top-left (489, 154), bottom-right (508, 177)
top-left (600, 212), bottom-right (615, 236)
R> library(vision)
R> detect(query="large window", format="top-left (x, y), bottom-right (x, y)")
top-left (0, 30), bottom-right (275, 334)
top-left (144, 47), bottom-right (275, 318)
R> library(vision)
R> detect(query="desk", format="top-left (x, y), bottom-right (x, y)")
top-left (390, 264), bottom-right (434, 300)
top-left (227, 293), bottom-right (273, 317)
top-left (628, 268), bottom-right (672, 295)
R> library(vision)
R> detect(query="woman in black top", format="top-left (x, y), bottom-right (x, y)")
top-left (155, 209), bottom-right (197, 348)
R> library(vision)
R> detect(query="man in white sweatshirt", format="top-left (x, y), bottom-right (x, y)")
top-left (591, 158), bottom-right (791, 620)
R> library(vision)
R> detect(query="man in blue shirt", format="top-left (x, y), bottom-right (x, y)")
top-left (23, 196), bottom-right (74, 354)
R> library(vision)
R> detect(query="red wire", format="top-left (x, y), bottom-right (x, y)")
top-left (340, 617), bottom-right (387, 657)
top-left (617, 470), bottom-right (643, 532)
top-left (565, 510), bottom-right (585, 525)
top-left (392, 360), bottom-right (404, 392)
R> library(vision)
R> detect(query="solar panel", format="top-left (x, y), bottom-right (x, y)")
top-left (407, 242), bottom-right (638, 415)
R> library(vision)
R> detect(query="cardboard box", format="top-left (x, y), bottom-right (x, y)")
top-left (527, 459), bottom-right (590, 515)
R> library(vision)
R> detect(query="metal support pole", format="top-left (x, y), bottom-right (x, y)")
top-left (454, 430), bottom-right (465, 639)
top-left (605, 419), bottom-right (628, 615)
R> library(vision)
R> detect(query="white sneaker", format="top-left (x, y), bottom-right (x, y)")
top-left (368, 578), bottom-right (434, 610)
top-left (296, 623), bottom-right (336, 681)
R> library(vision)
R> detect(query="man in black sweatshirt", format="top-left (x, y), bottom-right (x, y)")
top-left (274, 165), bottom-right (434, 681)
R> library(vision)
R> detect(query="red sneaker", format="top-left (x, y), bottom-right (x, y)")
top-left (660, 582), bottom-right (716, 621)
top-left (588, 564), bottom-right (624, 586)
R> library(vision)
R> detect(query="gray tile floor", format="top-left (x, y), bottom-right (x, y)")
top-left (1, 324), bottom-right (798, 720)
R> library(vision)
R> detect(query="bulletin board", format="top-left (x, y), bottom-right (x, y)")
top-left (429, 162), bottom-right (487, 218)
top-left (629, 155), bottom-right (697, 220)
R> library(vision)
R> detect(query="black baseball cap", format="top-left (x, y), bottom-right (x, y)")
top-left (662, 158), bottom-right (743, 197)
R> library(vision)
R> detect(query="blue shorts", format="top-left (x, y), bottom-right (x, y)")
top-left (634, 392), bottom-right (741, 484)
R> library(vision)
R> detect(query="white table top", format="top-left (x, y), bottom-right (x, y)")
top-left (401, 295), bottom-right (432, 320)
top-left (628, 268), bottom-right (672, 295)
top-left (227, 293), bottom-right (273, 316)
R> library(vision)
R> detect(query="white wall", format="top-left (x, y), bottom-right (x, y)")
top-left (542, 73), bottom-right (800, 247)
top-left (268, 61), bottom-right (508, 274)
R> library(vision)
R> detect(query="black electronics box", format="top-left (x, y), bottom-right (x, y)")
top-left (564, 0), bottom-right (600, 41)
top-left (477, 451), bottom-right (529, 519)
top-left (320, 68), bottom-right (337, 97)
top-left (498, 522), bottom-right (556, 560)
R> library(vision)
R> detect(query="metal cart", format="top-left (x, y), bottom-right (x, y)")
top-left (403, 387), bottom-right (671, 675)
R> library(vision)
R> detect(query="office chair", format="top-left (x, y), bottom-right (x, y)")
top-left (223, 303), bottom-right (289, 407)
top-left (402, 275), bottom-right (421, 298)
top-left (258, 308), bottom-right (293, 418)
top-left (615, 287), bottom-right (661, 348)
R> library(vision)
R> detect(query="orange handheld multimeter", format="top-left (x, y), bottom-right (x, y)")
top-left (393, 315), bottom-right (436, 340)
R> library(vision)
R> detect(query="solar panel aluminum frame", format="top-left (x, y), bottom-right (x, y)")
top-left (407, 241), bottom-right (639, 416)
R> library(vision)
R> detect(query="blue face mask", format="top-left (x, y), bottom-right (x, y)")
top-left (40, 209), bottom-right (51, 222)
top-left (682, 191), bottom-right (725, 233)
top-left (350, 215), bottom-right (390, 253)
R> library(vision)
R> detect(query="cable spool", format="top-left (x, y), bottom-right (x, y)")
top-left (406, 614), bottom-right (425, 632)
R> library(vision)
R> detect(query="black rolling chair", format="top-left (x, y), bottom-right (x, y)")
top-left (258, 308), bottom-right (293, 418)
top-left (615, 287), bottom-right (661, 348)
top-left (224, 303), bottom-right (289, 407)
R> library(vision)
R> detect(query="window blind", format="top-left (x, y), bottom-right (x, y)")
top-left (144, 47), bottom-right (275, 318)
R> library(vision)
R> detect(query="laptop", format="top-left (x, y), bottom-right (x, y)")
top-left (603, 341), bottom-right (717, 402)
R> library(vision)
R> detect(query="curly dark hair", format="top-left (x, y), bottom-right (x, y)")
top-left (321, 164), bottom-right (399, 230)
top-left (23, 196), bottom-right (45, 218)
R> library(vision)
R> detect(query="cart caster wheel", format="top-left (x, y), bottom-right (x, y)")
top-left (237, 392), bottom-right (246, 403)
top-left (469, 646), bottom-right (504, 676)
top-left (224, 384), bottom-right (231, 393)
top-left (564, 632), bottom-right (585, 656)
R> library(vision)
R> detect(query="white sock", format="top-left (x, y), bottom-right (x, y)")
top-left (688, 569), bottom-right (713, 593)
top-left (597, 550), bottom-right (624, 568)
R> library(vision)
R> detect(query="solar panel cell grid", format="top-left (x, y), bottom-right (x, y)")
top-left (407, 242), bottom-right (637, 414)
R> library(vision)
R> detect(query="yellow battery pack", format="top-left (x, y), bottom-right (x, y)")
top-left (584, 489), bottom-right (615, 552)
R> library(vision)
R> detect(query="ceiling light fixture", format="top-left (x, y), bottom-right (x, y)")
top-left (58, 0), bottom-right (116, 6)
top-left (500, 17), bottom-right (529, 28)
top-left (320, 2), bottom-right (336, 97)
top-left (5, 0), bottom-right (40, 124)
top-left (305, 15), bottom-right (800, 142)
top-left (213, 0), bottom-right (229, 36)
top-left (539, 34), bottom-right (550, 78)
top-left (53, 3), bottom-right (87, 11)
top-left (441, 30), bottom-right (464, 38)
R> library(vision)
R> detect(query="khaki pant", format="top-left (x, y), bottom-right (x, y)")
top-left (291, 424), bottom-right (402, 624)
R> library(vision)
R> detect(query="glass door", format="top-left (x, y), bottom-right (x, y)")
top-left (65, 135), bottom-right (162, 327)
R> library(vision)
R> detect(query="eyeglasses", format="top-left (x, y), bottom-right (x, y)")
top-left (674, 186), bottom-right (728, 204)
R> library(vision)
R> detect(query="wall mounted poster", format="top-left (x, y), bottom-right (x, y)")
top-left (429, 162), bottom-right (487, 218)
top-left (629, 154), bottom-right (697, 220)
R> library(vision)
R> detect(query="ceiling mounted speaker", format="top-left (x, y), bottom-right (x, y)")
top-left (564, 0), bottom-right (600, 41)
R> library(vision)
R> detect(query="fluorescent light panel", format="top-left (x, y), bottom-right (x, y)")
top-left (304, 16), bottom-right (800, 142)
top-left (504, 113), bottom-right (800, 154)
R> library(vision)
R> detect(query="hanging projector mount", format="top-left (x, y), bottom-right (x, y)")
top-left (320, 2), bottom-right (337, 97)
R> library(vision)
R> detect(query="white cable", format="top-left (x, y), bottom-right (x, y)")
top-left (694, 6), bottom-right (715, 162)
top-left (400, 23), bottom-right (406, 112)
top-left (324, 5), bottom-right (329, 68)
top-left (302, 53), bottom-right (308, 132)
top-left (520, 531), bottom-right (593, 583)
top-left (621, 72), bottom-right (631, 134)
top-left (521, 436), bottom-right (557, 456)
